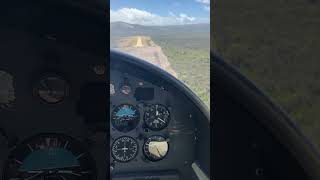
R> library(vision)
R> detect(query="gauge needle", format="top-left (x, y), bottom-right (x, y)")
top-left (25, 171), bottom-right (46, 180)
top-left (156, 147), bottom-right (163, 158)
top-left (59, 175), bottom-right (67, 180)
top-left (23, 165), bottom-right (82, 177)
top-left (26, 170), bottom-right (43, 173)
top-left (57, 170), bottom-right (81, 176)
top-left (157, 117), bottom-right (166, 123)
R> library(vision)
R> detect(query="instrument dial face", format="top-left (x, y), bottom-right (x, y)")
top-left (36, 75), bottom-right (69, 104)
top-left (111, 104), bottom-right (140, 132)
top-left (3, 133), bottom-right (96, 180)
top-left (143, 136), bottom-right (169, 161)
top-left (120, 85), bottom-right (131, 95)
top-left (144, 104), bottom-right (170, 131)
top-left (111, 136), bottom-right (138, 163)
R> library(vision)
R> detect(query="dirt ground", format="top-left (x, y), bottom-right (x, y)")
top-left (113, 36), bottom-right (178, 78)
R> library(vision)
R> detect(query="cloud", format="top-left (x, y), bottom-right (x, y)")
top-left (196, 0), bottom-right (210, 11)
top-left (170, 12), bottom-right (196, 24)
top-left (195, 0), bottom-right (210, 4)
top-left (204, 5), bottom-right (210, 11)
top-left (110, 8), bottom-right (209, 26)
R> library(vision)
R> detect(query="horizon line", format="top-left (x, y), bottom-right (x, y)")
top-left (110, 21), bottom-right (210, 27)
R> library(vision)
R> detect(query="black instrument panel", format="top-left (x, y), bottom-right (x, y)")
top-left (110, 51), bottom-right (210, 180)
top-left (3, 133), bottom-right (97, 180)
top-left (0, 17), bottom-right (107, 180)
top-left (110, 69), bottom-right (193, 172)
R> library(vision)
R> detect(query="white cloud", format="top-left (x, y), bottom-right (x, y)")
top-left (196, 0), bottom-right (210, 11)
top-left (196, 0), bottom-right (210, 4)
top-left (110, 8), bottom-right (209, 26)
top-left (204, 5), bottom-right (210, 11)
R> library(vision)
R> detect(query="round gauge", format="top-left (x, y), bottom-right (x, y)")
top-left (35, 75), bottom-right (69, 104)
top-left (3, 133), bottom-right (96, 180)
top-left (111, 104), bottom-right (140, 132)
top-left (120, 84), bottom-right (131, 95)
top-left (143, 136), bottom-right (169, 161)
top-left (111, 136), bottom-right (138, 163)
top-left (92, 64), bottom-right (105, 75)
top-left (144, 104), bottom-right (170, 131)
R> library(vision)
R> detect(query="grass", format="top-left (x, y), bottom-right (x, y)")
top-left (110, 22), bottom-right (210, 110)
top-left (155, 40), bottom-right (210, 109)
top-left (213, 0), bottom-right (320, 148)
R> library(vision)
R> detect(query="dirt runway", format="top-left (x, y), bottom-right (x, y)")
top-left (113, 36), bottom-right (178, 78)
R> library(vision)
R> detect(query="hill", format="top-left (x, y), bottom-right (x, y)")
top-left (111, 22), bottom-right (210, 108)
top-left (111, 22), bottom-right (210, 49)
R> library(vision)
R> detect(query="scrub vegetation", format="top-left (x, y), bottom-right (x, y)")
top-left (213, 0), bottom-right (320, 148)
top-left (155, 40), bottom-right (210, 109)
top-left (111, 22), bottom-right (210, 109)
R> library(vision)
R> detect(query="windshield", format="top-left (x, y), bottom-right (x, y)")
top-left (213, 0), bottom-right (320, 150)
top-left (110, 0), bottom-right (210, 109)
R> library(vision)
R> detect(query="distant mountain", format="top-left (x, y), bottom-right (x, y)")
top-left (110, 22), bottom-right (210, 49)
top-left (111, 21), bottom-right (209, 37)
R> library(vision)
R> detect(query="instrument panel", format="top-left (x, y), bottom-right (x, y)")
top-left (110, 53), bottom-right (210, 180)
top-left (110, 70), bottom-right (175, 168)
top-left (0, 23), bottom-right (107, 180)
top-left (3, 133), bottom-right (97, 180)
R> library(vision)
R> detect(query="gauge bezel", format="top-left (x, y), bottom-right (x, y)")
top-left (111, 136), bottom-right (139, 163)
top-left (111, 104), bottom-right (141, 133)
top-left (119, 84), bottom-right (132, 95)
top-left (2, 133), bottom-right (97, 180)
top-left (33, 73), bottom-right (70, 105)
top-left (143, 135), bottom-right (169, 162)
top-left (143, 104), bottom-right (170, 131)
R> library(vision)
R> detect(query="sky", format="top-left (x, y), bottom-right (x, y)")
top-left (110, 0), bottom-right (210, 26)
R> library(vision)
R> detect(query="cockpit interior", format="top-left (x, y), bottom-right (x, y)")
top-left (2, 0), bottom-right (320, 180)
top-left (109, 51), bottom-right (210, 180)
